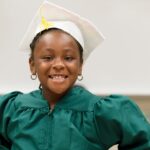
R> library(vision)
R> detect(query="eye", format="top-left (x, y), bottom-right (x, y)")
top-left (64, 56), bottom-right (74, 62)
top-left (42, 56), bottom-right (54, 61)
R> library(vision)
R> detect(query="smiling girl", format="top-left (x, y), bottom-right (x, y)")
top-left (29, 28), bottom-right (83, 109)
top-left (0, 1), bottom-right (150, 150)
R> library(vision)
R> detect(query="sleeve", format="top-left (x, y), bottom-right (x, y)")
top-left (93, 95), bottom-right (150, 150)
top-left (0, 92), bottom-right (21, 150)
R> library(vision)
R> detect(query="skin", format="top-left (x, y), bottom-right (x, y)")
top-left (29, 30), bottom-right (83, 107)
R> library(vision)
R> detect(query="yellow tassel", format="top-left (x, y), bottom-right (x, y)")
top-left (41, 16), bottom-right (54, 29)
top-left (39, 6), bottom-right (54, 30)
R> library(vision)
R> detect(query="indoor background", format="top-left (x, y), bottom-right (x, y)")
top-left (0, 1), bottom-right (150, 149)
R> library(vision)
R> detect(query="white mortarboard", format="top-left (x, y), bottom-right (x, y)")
top-left (19, 0), bottom-right (105, 60)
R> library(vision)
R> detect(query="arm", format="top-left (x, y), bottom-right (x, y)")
top-left (0, 92), bottom-right (21, 149)
top-left (118, 97), bottom-right (150, 149)
top-left (94, 95), bottom-right (150, 150)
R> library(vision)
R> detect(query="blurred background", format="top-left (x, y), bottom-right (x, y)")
top-left (0, 0), bottom-right (150, 149)
top-left (1, 0), bottom-right (150, 94)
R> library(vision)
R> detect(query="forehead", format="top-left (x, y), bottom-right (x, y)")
top-left (35, 29), bottom-right (80, 48)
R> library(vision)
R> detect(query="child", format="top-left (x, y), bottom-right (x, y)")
top-left (0, 1), bottom-right (150, 149)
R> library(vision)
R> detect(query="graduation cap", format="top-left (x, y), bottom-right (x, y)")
top-left (19, 0), bottom-right (105, 60)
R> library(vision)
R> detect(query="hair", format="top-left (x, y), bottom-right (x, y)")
top-left (30, 28), bottom-right (83, 63)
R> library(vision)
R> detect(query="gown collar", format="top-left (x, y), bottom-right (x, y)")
top-left (15, 86), bottom-right (99, 111)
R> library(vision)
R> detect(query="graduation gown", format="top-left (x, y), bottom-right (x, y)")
top-left (0, 86), bottom-right (150, 150)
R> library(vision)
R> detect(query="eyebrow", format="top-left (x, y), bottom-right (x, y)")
top-left (44, 48), bottom-right (75, 52)
top-left (43, 48), bottom-right (54, 52)
top-left (46, 48), bottom-right (54, 50)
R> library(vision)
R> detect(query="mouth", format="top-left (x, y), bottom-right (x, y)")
top-left (48, 74), bottom-right (68, 82)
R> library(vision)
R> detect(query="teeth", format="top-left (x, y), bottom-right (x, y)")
top-left (49, 75), bottom-right (67, 79)
top-left (53, 76), bottom-right (65, 79)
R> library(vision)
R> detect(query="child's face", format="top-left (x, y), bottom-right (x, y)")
top-left (29, 30), bottom-right (83, 95)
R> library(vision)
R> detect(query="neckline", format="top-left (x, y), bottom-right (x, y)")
top-left (17, 85), bottom-right (97, 111)
top-left (37, 85), bottom-right (83, 107)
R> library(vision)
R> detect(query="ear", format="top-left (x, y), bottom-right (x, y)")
top-left (29, 58), bottom-right (36, 75)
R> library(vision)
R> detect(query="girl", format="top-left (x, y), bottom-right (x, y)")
top-left (0, 1), bottom-right (150, 149)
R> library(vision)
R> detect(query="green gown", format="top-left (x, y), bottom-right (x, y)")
top-left (0, 86), bottom-right (150, 150)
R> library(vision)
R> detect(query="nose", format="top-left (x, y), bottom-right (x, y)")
top-left (52, 58), bottom-right (65, 71)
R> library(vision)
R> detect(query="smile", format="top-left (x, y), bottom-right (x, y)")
top-left (48, 75), bottom-right (68, 82)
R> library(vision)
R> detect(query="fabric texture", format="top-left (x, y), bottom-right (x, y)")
top-left (0, 86), bottom-right (150, 150)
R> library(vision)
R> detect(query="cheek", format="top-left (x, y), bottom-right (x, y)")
top-left (68, 62), bottom-right (82, 76)
top-left (35, 62), bottom-right (50, 75)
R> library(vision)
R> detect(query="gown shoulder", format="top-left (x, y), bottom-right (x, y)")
top-left (93, 95), bottom-right (150, 149)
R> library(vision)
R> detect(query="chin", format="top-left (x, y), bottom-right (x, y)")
top-left (46, 79), bottom-right (76, 95)
top-left (48, 85), bottom-right (70, 95)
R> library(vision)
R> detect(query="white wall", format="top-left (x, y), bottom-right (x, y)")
top-left (0, 0), bottom-right (150, 95)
